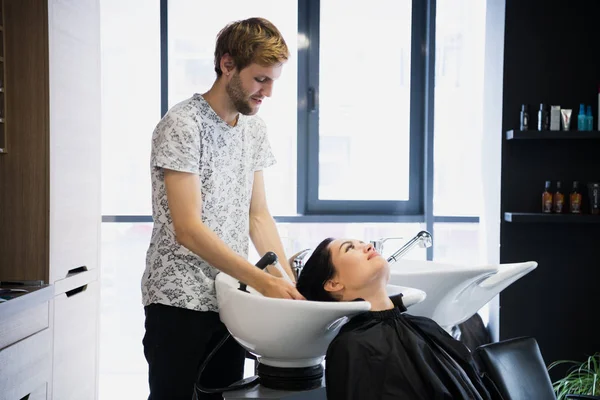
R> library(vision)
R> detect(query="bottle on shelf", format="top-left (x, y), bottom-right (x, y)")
top-left (538, 103), bottom-right (549, 131)
top-left (542, 181), bottom-right (553, 213)
top-left (577, 104), bottom-right (586, 131)
top-left (589, 183), bottom-right (600, 215)
top-left (569, 181), bottom-right (582, 214)
top-left (520, 104), bottom-right (529, 131)
top-left (586, 105), bottom-right (594, 131)
top-left (553, 181), bottom-right (565, 213)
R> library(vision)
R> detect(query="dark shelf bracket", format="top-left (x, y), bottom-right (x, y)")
top-left (504, 212), bottom-right (600, 223)
top-left (506, 130), bottom-right (600, 140)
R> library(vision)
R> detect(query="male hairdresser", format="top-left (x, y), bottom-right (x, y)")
top-left (141, 17), bottom-right (304, 400)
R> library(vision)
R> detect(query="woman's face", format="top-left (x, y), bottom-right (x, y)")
top-left (325, 238), bottom-right (389, 299)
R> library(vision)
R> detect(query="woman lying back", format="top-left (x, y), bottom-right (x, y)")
top-left (296, 237), bottom-right (493, 400)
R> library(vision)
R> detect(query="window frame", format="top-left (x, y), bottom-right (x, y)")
top-left (297, 0), bottom-right (427, 217)
top-left (102, 0), bottom-right (482, 263)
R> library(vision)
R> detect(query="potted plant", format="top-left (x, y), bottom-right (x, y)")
top-left (549, 353), bottom-right (600, 400)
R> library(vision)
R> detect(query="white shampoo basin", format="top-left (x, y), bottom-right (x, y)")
top-left (215, 273), bottom-right (425, 368)
top-left (388, 259), bottom-right (537, 328)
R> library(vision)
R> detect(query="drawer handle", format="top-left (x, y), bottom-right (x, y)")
top-left (66, 266), bottom-right (88, 278)
top-left (65, 284), bottom-right (87, 297)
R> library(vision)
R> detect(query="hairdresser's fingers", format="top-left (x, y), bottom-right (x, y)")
top-left (288, 287), bottom-right (306, 300)
top-left (280, 279), bottom-right (306, 300)
top-left (259, 276), bottom-right (305, 300)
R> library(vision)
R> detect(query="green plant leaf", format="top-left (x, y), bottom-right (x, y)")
top-left (550, 353), bottom-right (600, 400)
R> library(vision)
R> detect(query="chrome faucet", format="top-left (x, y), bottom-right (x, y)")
top-left (371, 230), bottom-right (433, 263)
top-left (290, 248), bottom-right (312, 279)
top-left (370, 237), bottom-right (404, 254)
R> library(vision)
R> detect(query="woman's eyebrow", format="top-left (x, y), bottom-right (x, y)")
top-left (339, 240), bottom-right (352, 252)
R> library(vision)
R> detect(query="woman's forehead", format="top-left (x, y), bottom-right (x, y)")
top-left (329, 238), bottom-right (362, 253)
top-left (328, 239), bottom-right (344, 256)
top-left (329, 238), bottom-right (347, 249)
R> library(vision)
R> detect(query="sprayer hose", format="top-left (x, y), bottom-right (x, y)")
top-left (193, 332), bottom-right (258, 397)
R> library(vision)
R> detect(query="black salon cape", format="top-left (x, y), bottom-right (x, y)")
top-left (324, 296), bottom-right (492, 400)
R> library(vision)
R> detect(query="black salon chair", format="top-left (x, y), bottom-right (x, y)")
top-left (475, 336), bottom-right (600, 400)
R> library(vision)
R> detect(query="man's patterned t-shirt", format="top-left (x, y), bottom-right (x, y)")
top-left (141, 94), bottom-right (276, 312)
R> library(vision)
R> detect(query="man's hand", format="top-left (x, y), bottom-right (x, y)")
top-left (255, 274), bottom-right (306, 300)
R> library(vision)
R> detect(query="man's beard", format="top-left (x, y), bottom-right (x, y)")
top-left (226, 73), bottom-right (255, 115)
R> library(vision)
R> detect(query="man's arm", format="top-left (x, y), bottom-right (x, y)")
top-left (249, 170), bottom-right (296, 282)
top-left (164, 169), bottom-right (303, 299)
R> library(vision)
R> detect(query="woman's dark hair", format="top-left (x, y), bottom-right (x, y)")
top-left (296, 237), bottom-right (338, 302)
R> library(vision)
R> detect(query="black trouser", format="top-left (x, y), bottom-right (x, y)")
top-left (143, 303), bottom-right (246, 400)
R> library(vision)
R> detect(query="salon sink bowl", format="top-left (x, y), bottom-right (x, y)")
top-left (388, 259), bottom-right (538, 329)
top-left (215, 273), bottom-right (426, 369)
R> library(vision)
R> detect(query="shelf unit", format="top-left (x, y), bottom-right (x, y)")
top-left (505, 129), bottom-right (600, 223)
top-left (0, 0), bottom-right (5, 154)
top-left (504, 212), bottom-right (600, 223)
top-left (506, 129), bottom-right (600, 140)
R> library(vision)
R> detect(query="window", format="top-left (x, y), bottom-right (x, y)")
top-left (433, 0), bottom-right (486, 217)
top-left (431, 0), bottom-right (489, 327)
top-left (99, 223), bottom-right (153, 399)
top-left (317, 0), bottom-right (412, 202)
top-left (301, 0), bottom-right (425, 215)
top-left (248, 222), bottom-right (428, 263)
top-left (167, 0), bottom-right (299, 216)
top-left (432, 223), bottom-right (482, 265)
top-left (100, 0), bottom-right (160, 216)
top-left (99, 1), bottom-right (160, 396)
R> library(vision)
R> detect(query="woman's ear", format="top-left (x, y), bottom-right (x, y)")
top-left (324, 279), bottom-right (344, 294)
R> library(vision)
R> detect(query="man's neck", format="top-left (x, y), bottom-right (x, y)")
top-left (202, 81), bottom-right (239, 127)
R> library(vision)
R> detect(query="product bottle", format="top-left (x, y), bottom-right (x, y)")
top-left (542, 181), bottom-right (553, 213)
top-left (538, 103), bottom-right (549, 131)
top-left (553, 181), bottom-right (565, 213)
top-left (586, 105), bottom-right (594, 131)
top-left (520, 104), bottom-right (529, 131)
top-left (590, 183), bottom-right (600, 215)
top-left (569, 181), bottom-right (582, 214)
top-left (577, 104), bottom-right (586, 131)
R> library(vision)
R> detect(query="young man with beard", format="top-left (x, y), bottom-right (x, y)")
top-left (141, 17), bottom-right (304, 400)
